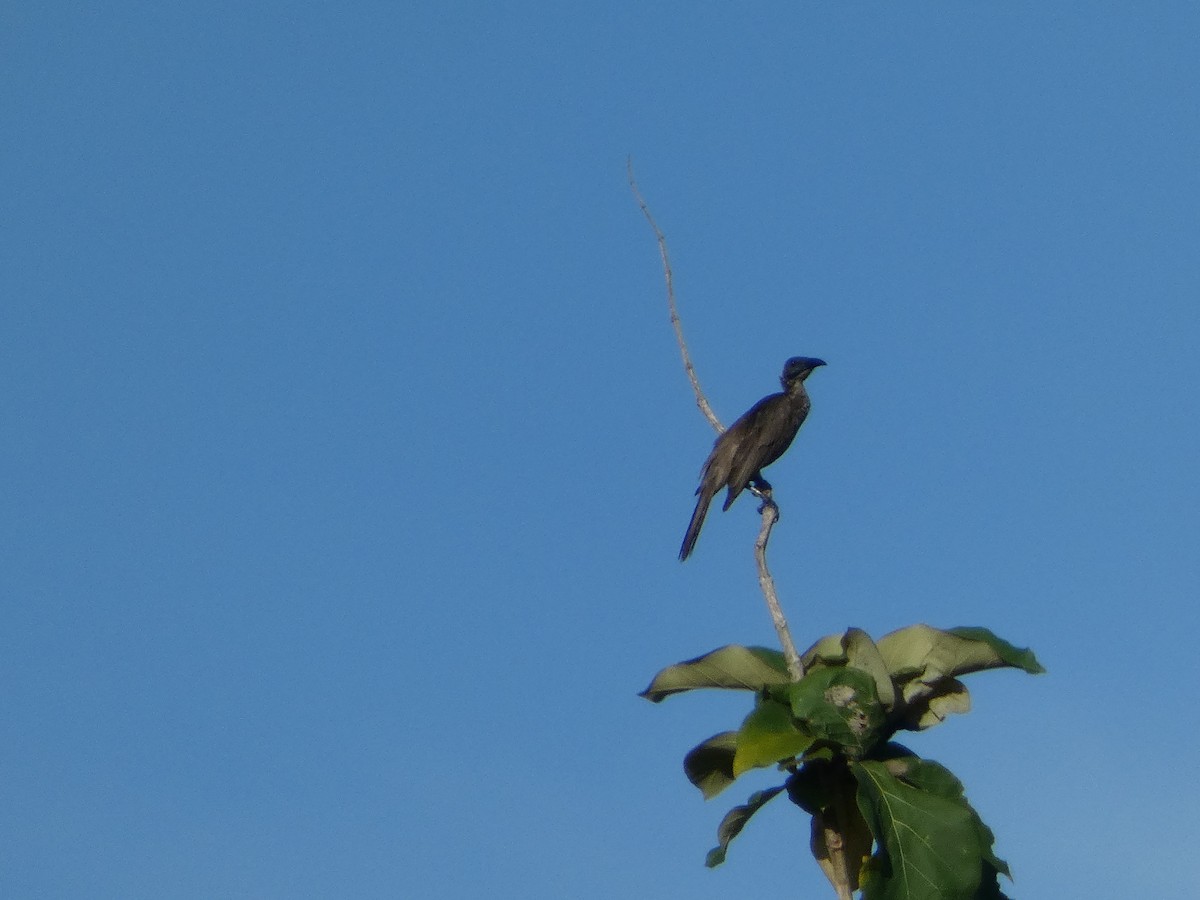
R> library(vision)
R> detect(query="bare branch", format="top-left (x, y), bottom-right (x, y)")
top-left (631, 160), bottom-right (841, 898)
top-left (628, 160), bottom-right (804, 680)
top-left (750, 487), bottom-right (805, 681)
top-left (627, 157), bottom-right (722, 433)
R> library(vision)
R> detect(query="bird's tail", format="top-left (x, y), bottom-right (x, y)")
top-left (679, 489), bottom-right (714, 561)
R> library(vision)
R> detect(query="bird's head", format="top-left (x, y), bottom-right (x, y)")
top-left (780, 356), bottom-right (826, 387)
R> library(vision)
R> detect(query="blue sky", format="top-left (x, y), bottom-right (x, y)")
top-left (3, 3), bottom-right (1197, 897)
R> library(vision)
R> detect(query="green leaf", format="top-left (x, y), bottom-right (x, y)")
top-left (801, 627), bottom-right (898, 710)
top-left (799, 631), bottom-right (853, 665)
top-left (901, 677), bottom-right (971, 731)
top-left (683, 732), bottom-right (738, 799)
top-left (784, 756), bottom-right (833, 815)
top-left (732, 696), bottom-right (813, 777)
top-left (783, 666), bottom-right (888, 758)
top-left (852, 749), bottom-right (1010, 900)
top-left (945, 627), bottom-right (1046, 675)
top-left (704, 786), bottom-right (784, 868)
top-left (639, 645), bottom-right (790, 702)
top-left (876, 625), bottom-right (1043, 732)
top-left (877, 625), bottom-right (1044, 683)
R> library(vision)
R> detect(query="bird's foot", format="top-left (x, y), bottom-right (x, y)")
top-left (749, 481), bottom-right (777, 516)
top-left (750, 476), bottom-right (773, 494)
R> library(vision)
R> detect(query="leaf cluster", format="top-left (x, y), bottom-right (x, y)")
top-left (641, 625), bottom-right (1043, 899)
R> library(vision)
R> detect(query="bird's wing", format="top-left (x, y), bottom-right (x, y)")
top-left (723, 393), bottom-right (786, 492)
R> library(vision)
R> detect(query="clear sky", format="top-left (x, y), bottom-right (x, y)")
top-left (3, 3), bottom-right (1197, 898)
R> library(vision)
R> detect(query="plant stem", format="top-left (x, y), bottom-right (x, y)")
top-left (751, 488), bottom-right (804, 681)
top-left (824, 770), bottom-right (855, 900)
top-left (627, 158), bottom-right (722, 432)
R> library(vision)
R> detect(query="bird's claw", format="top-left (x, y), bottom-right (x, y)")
top-left (749, 481), bottom-right (778, 516)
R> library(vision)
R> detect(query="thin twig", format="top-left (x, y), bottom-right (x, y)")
top-left (629, 158), bottom-right (805, 679)
top-left (751, 489), bottom-right (805, 681)
top-left (631, 160), bottom-right (839, 898)
top-left (627, 158), bottom-right (722, 433)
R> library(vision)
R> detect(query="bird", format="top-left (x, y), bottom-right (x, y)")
top-left (679, 356), bottom-right (825, 560)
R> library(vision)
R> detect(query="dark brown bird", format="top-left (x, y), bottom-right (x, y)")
top-left (679, 356), bottom-right (825, 560)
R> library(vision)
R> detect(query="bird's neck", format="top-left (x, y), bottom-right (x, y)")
top-left (782, 378), bottom-right (809, 399)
